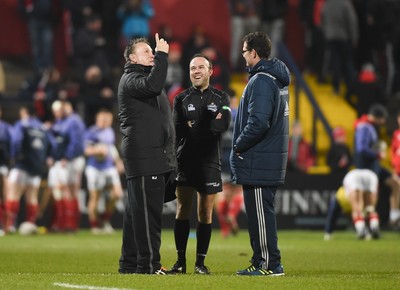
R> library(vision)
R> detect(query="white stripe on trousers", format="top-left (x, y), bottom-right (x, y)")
top-left (255, 187), bottom-right (269, 269)
top-left (141, 176), bottom-right (154, 274)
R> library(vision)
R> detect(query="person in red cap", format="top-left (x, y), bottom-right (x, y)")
top-left (326, 126), bottom-right (352, 174)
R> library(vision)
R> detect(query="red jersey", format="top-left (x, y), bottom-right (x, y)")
top-left (391, 129), bottom-right (400, 174)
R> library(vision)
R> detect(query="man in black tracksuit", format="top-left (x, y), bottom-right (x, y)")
top-left (167, 54), bottom-right (231, 274)
top-left (117, 34), bottom-right (177, 275)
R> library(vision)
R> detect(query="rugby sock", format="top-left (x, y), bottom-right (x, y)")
top-left (196, 222), bottom-right (212, 266)
top-left (26, 203), bottom-right (38, 223)
top-left (52, 200), bottom-right (65, 231)
top-left (64, 199), bottom-right (75, 230)
top-left (353, 212), bottom-right (366, 237)
top-left (368, 212), bottom-right (380, 231)
top-left (5, 200), bottom-right (19, 230)
top-left (174, 219), bottom-right (190, 263)
top-left (216, 199), bottom-right (229, 237)
top-left (389, 209), bottom-right (400, 223)
top-left (89, 219), bottom-right (98, 229)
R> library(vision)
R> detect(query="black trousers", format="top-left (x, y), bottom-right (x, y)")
top-left (119, 173), bottom-right (169, 274)
top-left (243, 185), bottom-right (281, 270)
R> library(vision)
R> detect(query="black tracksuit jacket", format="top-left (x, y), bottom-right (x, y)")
top-left (173, 86), bottom-right (231, 171)
top-left (118, 52), bottom-right (177, 178)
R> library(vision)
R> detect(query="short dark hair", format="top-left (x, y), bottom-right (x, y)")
top-left (242, 32), bottom-right (272, 59)
top-left (124, 37), bottom-right (150, 62)
top-left (189, 53), bottom-right (213, 69)
top-left (368, 103), bottom-right (388, 119)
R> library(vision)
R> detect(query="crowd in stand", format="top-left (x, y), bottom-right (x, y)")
top-left (8, 0), bottom-right (400, 122)
top-left (1, 0), bottom-right (400, 236)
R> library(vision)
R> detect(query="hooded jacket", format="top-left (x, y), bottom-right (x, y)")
top-left (118, 51), bottom-right (177, 178)
top-left (230, 58), bottom-right (290, 186)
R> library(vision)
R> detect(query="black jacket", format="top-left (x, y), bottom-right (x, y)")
top-left (173, 86), bottom-right (231, 170)
top-left (118, 52), bottom-right (177, 178)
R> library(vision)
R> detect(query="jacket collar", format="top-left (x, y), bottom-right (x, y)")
top-left (124, 62), bottom-right (153, 74)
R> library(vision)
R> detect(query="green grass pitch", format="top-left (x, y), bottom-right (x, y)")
top-left (0, 229), bottom-right (399, 290)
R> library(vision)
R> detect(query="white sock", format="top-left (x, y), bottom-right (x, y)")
top-left (390, 209), bottom-right (400, 222)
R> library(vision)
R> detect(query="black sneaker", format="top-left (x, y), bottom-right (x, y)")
top-left (154, 266), bottom-right (175, 275)
top-left (194, 265), bottom-right (211, 274)
top-left (166, 261), bottom-right (186, 274)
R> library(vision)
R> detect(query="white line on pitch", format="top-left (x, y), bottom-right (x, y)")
top-left (53, 282), bottom-right (137, 290)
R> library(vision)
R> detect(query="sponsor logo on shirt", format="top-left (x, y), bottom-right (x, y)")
top-left (207, 103), bottom-right (218, 113)
top-left (188, 104), bottom-right (195, 111)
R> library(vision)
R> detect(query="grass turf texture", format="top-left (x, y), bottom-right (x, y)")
top-left (0, 230), bottom-right (399, 290)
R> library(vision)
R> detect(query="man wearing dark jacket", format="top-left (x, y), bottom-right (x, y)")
top-left (117, 34), bottom-right (177, 275)
top-left (167, 54), bottom-right (231, 275)
top-left (231, 32), bottom-right (290, 276)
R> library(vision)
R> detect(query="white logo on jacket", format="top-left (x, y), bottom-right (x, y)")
top-left (284, 101), bottom-right (289, 116)
top-left (207, 103), bottom-right (218, 112)
top-left (188, 104), bottom-right (195, 111)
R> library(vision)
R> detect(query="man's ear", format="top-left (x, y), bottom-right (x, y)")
top-left (209, 68), bottom-right (213, 77)
top-left (129, 53), bottom-right (136, 63)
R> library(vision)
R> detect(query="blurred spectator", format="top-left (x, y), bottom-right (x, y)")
top-left (348, 63), bottom-right (385, 117)
top-left (229, 0), bottom-right (260, 70)
top-left (62, 0), bottom-right (96, 33)
top-left (182, 25), bottom-right (211, 88)
top-left (324, 169), bottom-right (380, 240)
top-left (63, 101), bottom-right (86, 232)
top-left (165, 41), bottom-right (184, 105)
top-left (74, 14), bottom-right (109, 77)
top-left (158, 23), bottom-right (175, 43)
top-left (366, 0), bottom-right (400, 96)
top-left (258, 0), bottom-right (288, 58)
top-left (18, 68), bottom-right (63, 122)
top-left (391, 110), bottom-right (400, 178)
top-left (353, 103), bottom-right (400, 228)
top-left (287, 120), bottom-right (316, 173)
top-left (201, 46), bottom-right (231, 91)
top-left (79, 65), bottom-right (115, 126)
top-left (299, 0), bottom-right (327, 82)
top-left (84, 109), bottom-right (123, 234)
top-left (216, 89), bottom-right (243, 238)
top-left (326, 126), bottom-right (352, 174)
top-left (321, 0), bottom-right (358, 96)
top-left (5, 106), bottom-right (52, 233)
top-left (18, 0), bottom-right (62, 73)
top-left (117, 0), bottom-right (154, 47)
top-left (47, 100), bottom-right (85, 232)
top-left (352, 0), bottom-right (372, 69)
top-left (0, 106), bottom-right (12, 235)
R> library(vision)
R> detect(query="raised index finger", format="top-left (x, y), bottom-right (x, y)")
top-left (155, 33), bottom-right (160, 44)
